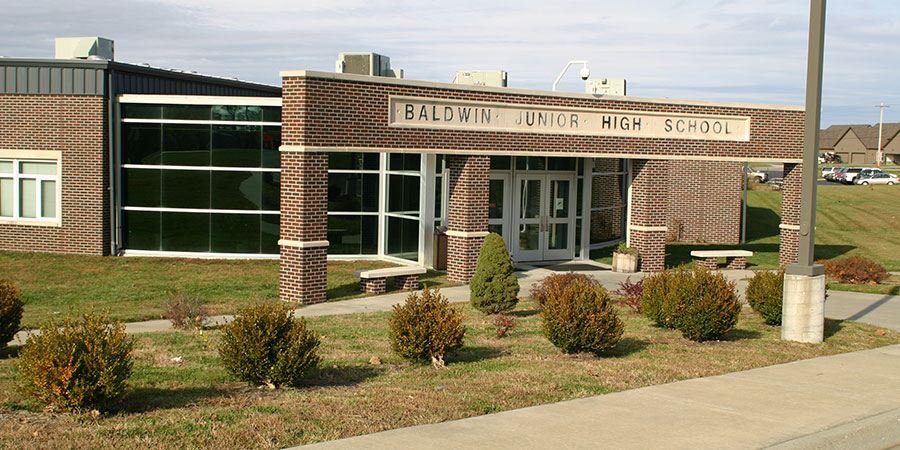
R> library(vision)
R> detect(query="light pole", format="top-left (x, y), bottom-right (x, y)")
top-left (876, 103), bottom-right (890, 168)
top-left (552, 60), bottom-right (590, 91)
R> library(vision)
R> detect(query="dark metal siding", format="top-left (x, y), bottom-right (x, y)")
top-left (0, 65), bottom-right (106, 95)
top-left (111, 70), bottom-right (279, 97)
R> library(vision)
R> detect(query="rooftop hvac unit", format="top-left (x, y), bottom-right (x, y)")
top-left (335, 52), bottom-right (403, 78)
top-left (585, 78), bottom-right (626, 96)
top-left (55, 37), bottom-right (115, 60)
top-left (454, 70), bottom-right (507, 87)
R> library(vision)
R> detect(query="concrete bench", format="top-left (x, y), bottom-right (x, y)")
top-left (353, 266), bottom-right (427, 294)
top-left (690, 250), bottom-right (753, 270)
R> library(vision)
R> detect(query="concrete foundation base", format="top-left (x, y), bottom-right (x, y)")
top-left (782, 273), bottom-right (826, 343)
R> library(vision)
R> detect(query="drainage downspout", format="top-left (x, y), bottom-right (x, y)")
top-left (107, 67), bottom-right (118, 256)
top-left (741, 162), bottom-right (748, 244)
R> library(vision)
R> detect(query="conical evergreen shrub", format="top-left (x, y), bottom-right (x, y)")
top-left (470, 233), bottom-right (520, 314)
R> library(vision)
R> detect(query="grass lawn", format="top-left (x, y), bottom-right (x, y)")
top-left (0, 253), bottom-right (454, 329)
top-left (0, 297), bottom-right (897, 449)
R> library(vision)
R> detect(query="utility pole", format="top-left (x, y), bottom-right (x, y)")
top-left (876, 103), bottom-right (890, 168)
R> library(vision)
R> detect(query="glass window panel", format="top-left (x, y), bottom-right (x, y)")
top-left (162, 170), bottom-right (210, 209)
top-left (123, 122), bottom-right (162, 165)
top-left (0, 161), bottom-right (12, 174)
top-left (549, 180), bottom-right (570, 219)
top-left (386, 216), bottom-right (419, 262)
top-left (519, 224), bottom-right (540, 250)
top-left (548, 223), bottom-right (568, 250)
top-left (591, 175), bottom-right (625, 209)
top-left (575, 219), bottom-right (582, 255)
top-left (122, 104), bottom-right (161, 119)
top-left (435, 155), bottom-right (444, 174)
top-left (211, 213), bottom-right (260, 253)
top-left (262, 106), bottom-right (281, 123)
top-left (328, 173), bottom-right (377, 212)
top-left (577, 157), bottom-right (585, 174)
top-left (547, 157), bottom-right (576, 171)
top-left (576, 178), bottom-right (584, 217)
top-left (211, 171), bottom-right (262, 210)
top-left (212, 125), bottom-right (261, 167)
top-left (489, 179), bottom-right (504, 219)
top-left (261, 214), bottom-right (280, 254)
top-left (123, 210), bottom-right (161, 250)
top-left (161, 212), bottom-right (210, 252)
top-left (516, 156), bottom-right (546, 171)
top-left (387, 174), bottom-right (420, 216)
top-left (389, 153), bottom-right (421, 171)
top-left (40, 180), bottom-right (56, 218)
top-left (19, 179), bottom-right (36, 218)
top-left (0, 178), bottom-right (12, 217)
top-left (434, 175), bottom-right (443, 219)
top-left (590, 209), bottom-right (624, 244)
top-left (211, 105), bottom-right (262, 122)
top-left (122, 169), bottom-right (161, 207)
top-left (20, 161), bottom-right (57, 175)
top-left (520, 179), bottom-right (541, 219)
top-left (262, 126), bottom-right (281, 168)
top-left (163, 124), bottom-right (210, 166)
top-left (490, 156), bottom-right (511, 170)
top-left (328, 215), bottom-right (361, 254)
top-left (488, 224), bottom-right (503, 237)
top-left (163, 105), bottom-right (210, 120)
top-left (261, 172), bottom-right (280, 211)
top-left (361, 215), bottom-right (377, 254)
top-left (329, 152), bottom-right (379, 170)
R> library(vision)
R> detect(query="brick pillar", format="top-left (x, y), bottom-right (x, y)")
top-left (629, 159), bottom-right (668, 272)
top-left (779, 163), bottom-right (802, 267)
top-left (279, 151), bottom-right (329, 304)
top-left (446, 155), bottom-right (490, 283)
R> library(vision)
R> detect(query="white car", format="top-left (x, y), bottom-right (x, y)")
top-left (854, 173), bottom-right (899, 185)
top-left (748, 166), bottom-right (768, 183)
top-left (821, 166), bottom-right (838, 178)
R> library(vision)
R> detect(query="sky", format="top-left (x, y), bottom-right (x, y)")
top-left (2, 0), bottom-right (898, 127)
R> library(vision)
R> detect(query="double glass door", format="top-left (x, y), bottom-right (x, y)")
top-left (513, 174), bottom-right (574, 261)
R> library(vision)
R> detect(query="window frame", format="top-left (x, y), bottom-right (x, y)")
top-left (0, 151), bottom-right (62, 227)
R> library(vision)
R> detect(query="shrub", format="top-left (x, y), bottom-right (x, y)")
top-left (164, 292), bottom-right (208, 330)
top-left (746, 269), bottom-right (784, 325)
top-left (616, 242), bottom-right (639, 256)
top-left (531, 272), bottom-right (599, 310)
top-left (389, 287), bottom-right (465, 364)
top-left (642, 267), bottom-right (741, 341)
top-left (540, 274), bottom-right (624, 354)
top-left (493, 314), bottom-right (516, 338)
top-left (470, 233), bottom-right (520, 314)
top-left (17, 312), bottom-right (134, 411)
top-left (817, 256), bottom-right (888, 285)
top-left (0, 280), bottom-right (24, 349)
top-left (219, 303), bottom-right (320, 387)
top-left (612, 276), bottom-right (644, 313)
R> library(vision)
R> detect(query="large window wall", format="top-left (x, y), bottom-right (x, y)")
top-left (589, 158), bottom-right (628, 248)
top-left (119, 97), bottom-right (282, 256)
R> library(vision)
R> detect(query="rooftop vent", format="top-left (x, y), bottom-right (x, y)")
top-left (453, 70), bottom-right (507, 87)
top-left (335, 52), bottom-right (403, 78)
top-left (585, 78), bottom-right (626, 96)
top-left (55, 37), bottom-right (114, 60)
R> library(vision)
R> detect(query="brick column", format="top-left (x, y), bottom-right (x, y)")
top-left (629, 159), bottom-right (668, 272)
top-left (279, 151), bottom-right (328, 304)
top-left (779, 163), bottom-right (802, 267)
top-left (446, 155), bottom-right (490, 283)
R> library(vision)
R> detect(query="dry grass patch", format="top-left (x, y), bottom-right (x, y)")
top-left (0, 298), bottom-right (897, 449)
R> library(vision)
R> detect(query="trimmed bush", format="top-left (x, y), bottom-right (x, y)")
top-left (612, 276), bottom-right (644, 313)
top-left (746, 269), bottom-right (784, 325)
top-left (642, 267), bottom-right (741, 341)
top-left (817, 256), bottom-right (888, 285)
top-left (470, 233), bottom-right (520, 314)
top-left (219, 303), bottom-right (320, 387)
top-left (540, 274), bottom-right (624, 354)
top-left (531, 272), bottom-right (599, 310)
top-left (17, 312), bottom-right (134, 411)
top-left (164, 292), bottom-right (208, 330)
top-left (389, 287), bottom-right (465, 364)
top-left (0, 280), bottom-right (24, 349)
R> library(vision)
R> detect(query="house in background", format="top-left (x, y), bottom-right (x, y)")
top-left (819, 123), bottom-right (900, 165)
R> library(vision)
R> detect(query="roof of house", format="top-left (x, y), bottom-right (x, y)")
top-left (820, 122), bottom-right (900, 150)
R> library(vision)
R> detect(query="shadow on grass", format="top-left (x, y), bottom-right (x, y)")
top-left (597, 337), bottom-right (648, 358)
top-left (723, 328), bottom-right (763, 341)
top-left (308, 365), bottom-right (383, 388)
top-left (451, 345), bottom-right (504, 364)
top-left (665, 243), bottom-right (857, 269)
top-left (824, 318), bottom-right (844, 339)
top-left (508, 308), bottom-right (540, 318)
top-left (0, 345), bottom-right (20, 359)
top-left (121, 386), bottom-right (226, 413)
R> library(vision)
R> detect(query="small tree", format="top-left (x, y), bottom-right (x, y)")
top-left (746, 269), bottom-right (784, 325)
top-left (389, 287), bottom-right (465, 365)
top-left (0, 280), bottom-right (24, 349)
top-left (470, 233), bottom-right (519, 314)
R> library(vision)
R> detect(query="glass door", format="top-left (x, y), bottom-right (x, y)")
top-left (512, 174), bottom-right (575, 262)
top-left (544, 176), bottom-right (574, 260)
top-left (513, 175), bottom-right (544, 261)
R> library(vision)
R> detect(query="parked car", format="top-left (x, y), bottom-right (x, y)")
top-left (859, 168), bottom-right (884, 178)
top-left (819, 152), bottom-right (842, 164)
top-left (820, 166), bottom-right (838, 178)
top-left (825, 167), bottom-right (846, 182)
top-left (854, 172), bottom-right (899, 185)
top-left (840, 167), bottom-right (864, 184)
top-left (748, 166), bottom-right (768, 183)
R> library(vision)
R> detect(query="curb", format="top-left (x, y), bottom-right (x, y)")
top-left (766, 408), bottom-right (900, 450)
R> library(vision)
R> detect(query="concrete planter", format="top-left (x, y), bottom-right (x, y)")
top-left (612, 252), bottom-right (639, 273)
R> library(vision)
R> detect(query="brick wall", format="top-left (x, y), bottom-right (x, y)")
top-left (630, 160), bottom-right (668, 271)
top-left (779, 163), bottom-right (802, 266)
top-left (666, 160), bottom-right (743, 244)
top-left (446, 155), bottom-right (489, 283)
top-left (0, 94), bottom-right (109, 255)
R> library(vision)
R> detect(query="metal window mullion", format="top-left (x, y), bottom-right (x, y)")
top-left (122, 118), bottom-right (281, 127)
